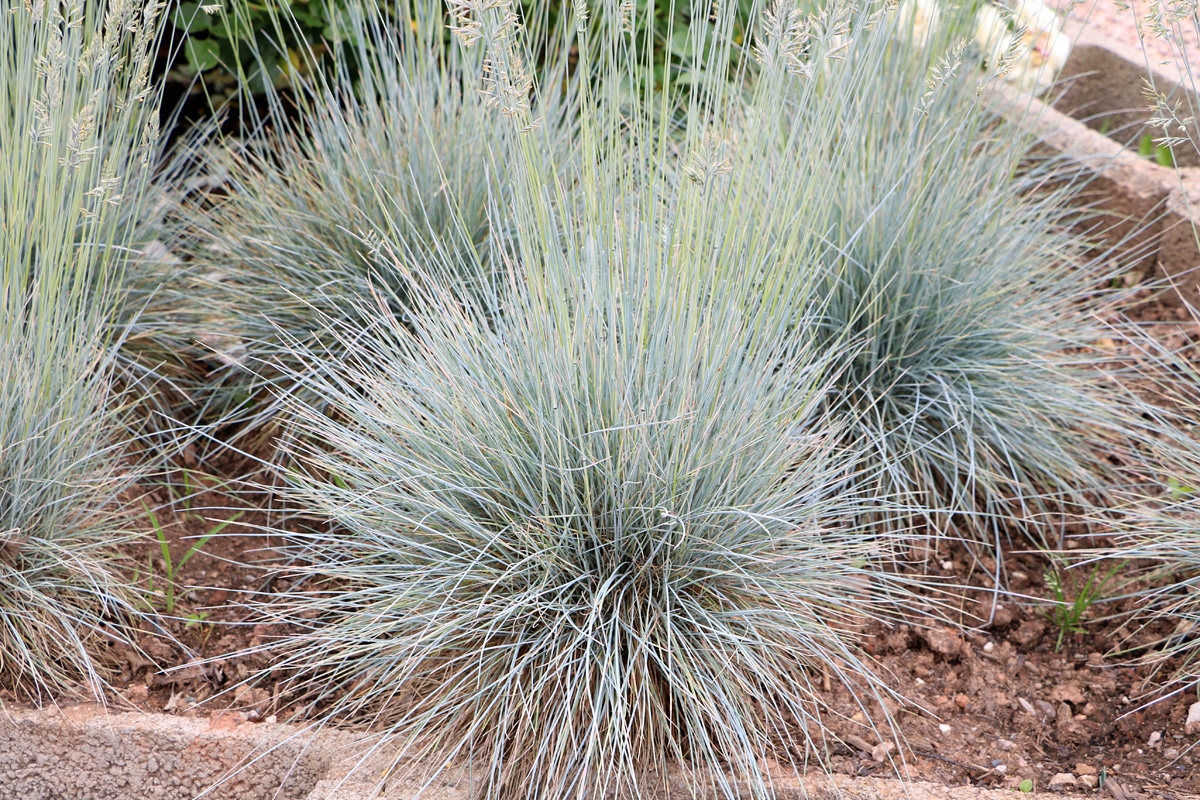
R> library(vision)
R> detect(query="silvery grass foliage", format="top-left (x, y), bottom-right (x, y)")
top-left (0, 338), bottom-right (138, 699)
top-left (782, 5), bottom-right (1158, 565)
top-left (1090, 390), bottom-right (1200, 698)
top-left (172, 0), bottom-right (576, 441)
top-left (1090, 0), bottom-right (1200, 698)
top-left (1110, 502), bottom-right (1200, 696)
top-left (0, 0), bottom-right (168, 697)
top-left (248, 1), bottom-right (946, 797)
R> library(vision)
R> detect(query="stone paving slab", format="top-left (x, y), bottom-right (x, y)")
top-left (0, 704), bottom-right (1107, 800)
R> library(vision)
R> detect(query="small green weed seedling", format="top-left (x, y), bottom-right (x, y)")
top-left (142, 502), bottom-right (242, 615)
top-left (1043, 557), bottom-right (1125, 651)
top-left (1018, 778), bottom-right (1034, 792)
top-left (183, 610), bottom-right (215, 646)
top-left (165, 470), bottom-right (238, 519)
top-left (176, 469), bottom-right (195, 515)
top-left (184, 610), bottom-right (210, 627)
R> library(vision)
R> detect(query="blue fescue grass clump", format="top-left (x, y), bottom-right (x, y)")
top-left (0, 0), bottom-right (173, 696)
top-left (246, 2), bottom-right (945, 796)
top-left (0, 338), bottom-right (139, 698)
top-left (1114, 0), bottom-right (1200, 700)
top-left (171, 0), bottom-right (577, 439)
top-left (268, 273), bottom-right (913, 799)
top-left (784, 10), bottom-right (1157, 560)
top-left (1097, 344), bottom-right (1200, 697)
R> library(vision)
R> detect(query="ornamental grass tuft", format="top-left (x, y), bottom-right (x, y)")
top-left (785, 9), bottom-right (1159, 563)
top-left (250, 1), bottom-right (939, 796)
top-left (1, 0), bottom-right (172, 696)
top-left (173, 0), bottom-right (576, 441)
top-left (1109, 0), bottom-right (1200, 699)
top-left (267, 271), bottom-right (918, 798)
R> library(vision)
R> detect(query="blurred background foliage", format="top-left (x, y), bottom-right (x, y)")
top-left (161, 0), bottom-right (761, 120)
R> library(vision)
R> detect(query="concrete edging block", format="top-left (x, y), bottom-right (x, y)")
top-left (988, 23), bottom-right (1200, 308)
top-left (0, 704), bottom-right (1103, 800)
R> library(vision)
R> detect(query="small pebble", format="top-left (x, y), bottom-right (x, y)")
top-left (938, 724), bottom-right (952, 734)
top-left (954, 693), bottom-right (970, 710)
top-left (995, 764), bottom-right (1007, 774)
top-left (921, 628), bottom-right (963, 658)
top-left (1048, 772), bottom-right (1077, 792)
top-left (1148, 730), bottom-right (1162, 749)
top-left (996, 738), bottom-right (1017, 750)
top-left (983, 641), bottom-right (994, 653)
top-left (1075, 763), bottom-right (1097, 776)
top-left (871, 741), bottom-right (895, 763)
top-left (1186, 700), bottom-right (1200, 735)
top-left (1079, 774), bottom-right (1098, 789)
top-left (941, 560), bottom-right (953, 570)
top-left (1034, 698), bottom-right (1057, 719)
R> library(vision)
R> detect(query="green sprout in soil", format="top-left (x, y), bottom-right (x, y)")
top-left (1043, 557), bottom-right (1124, 652)
top-left (141, 502), bottom-right (242, 616)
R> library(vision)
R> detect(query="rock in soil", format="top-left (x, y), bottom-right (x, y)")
top-left (920, 627), bottom-right (963, 658)
top-left (1187, 700), bottom-right (1200, 735)
top-left (1047, 772), bottom-right (1076, 792)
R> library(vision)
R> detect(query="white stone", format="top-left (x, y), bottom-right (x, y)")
top-left (1186, 700), bottom-right (1200, 735)
top-left (1148, 730), bottom-right (1162, 748)
top-left (938, 724), bottom-right (951, 734)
